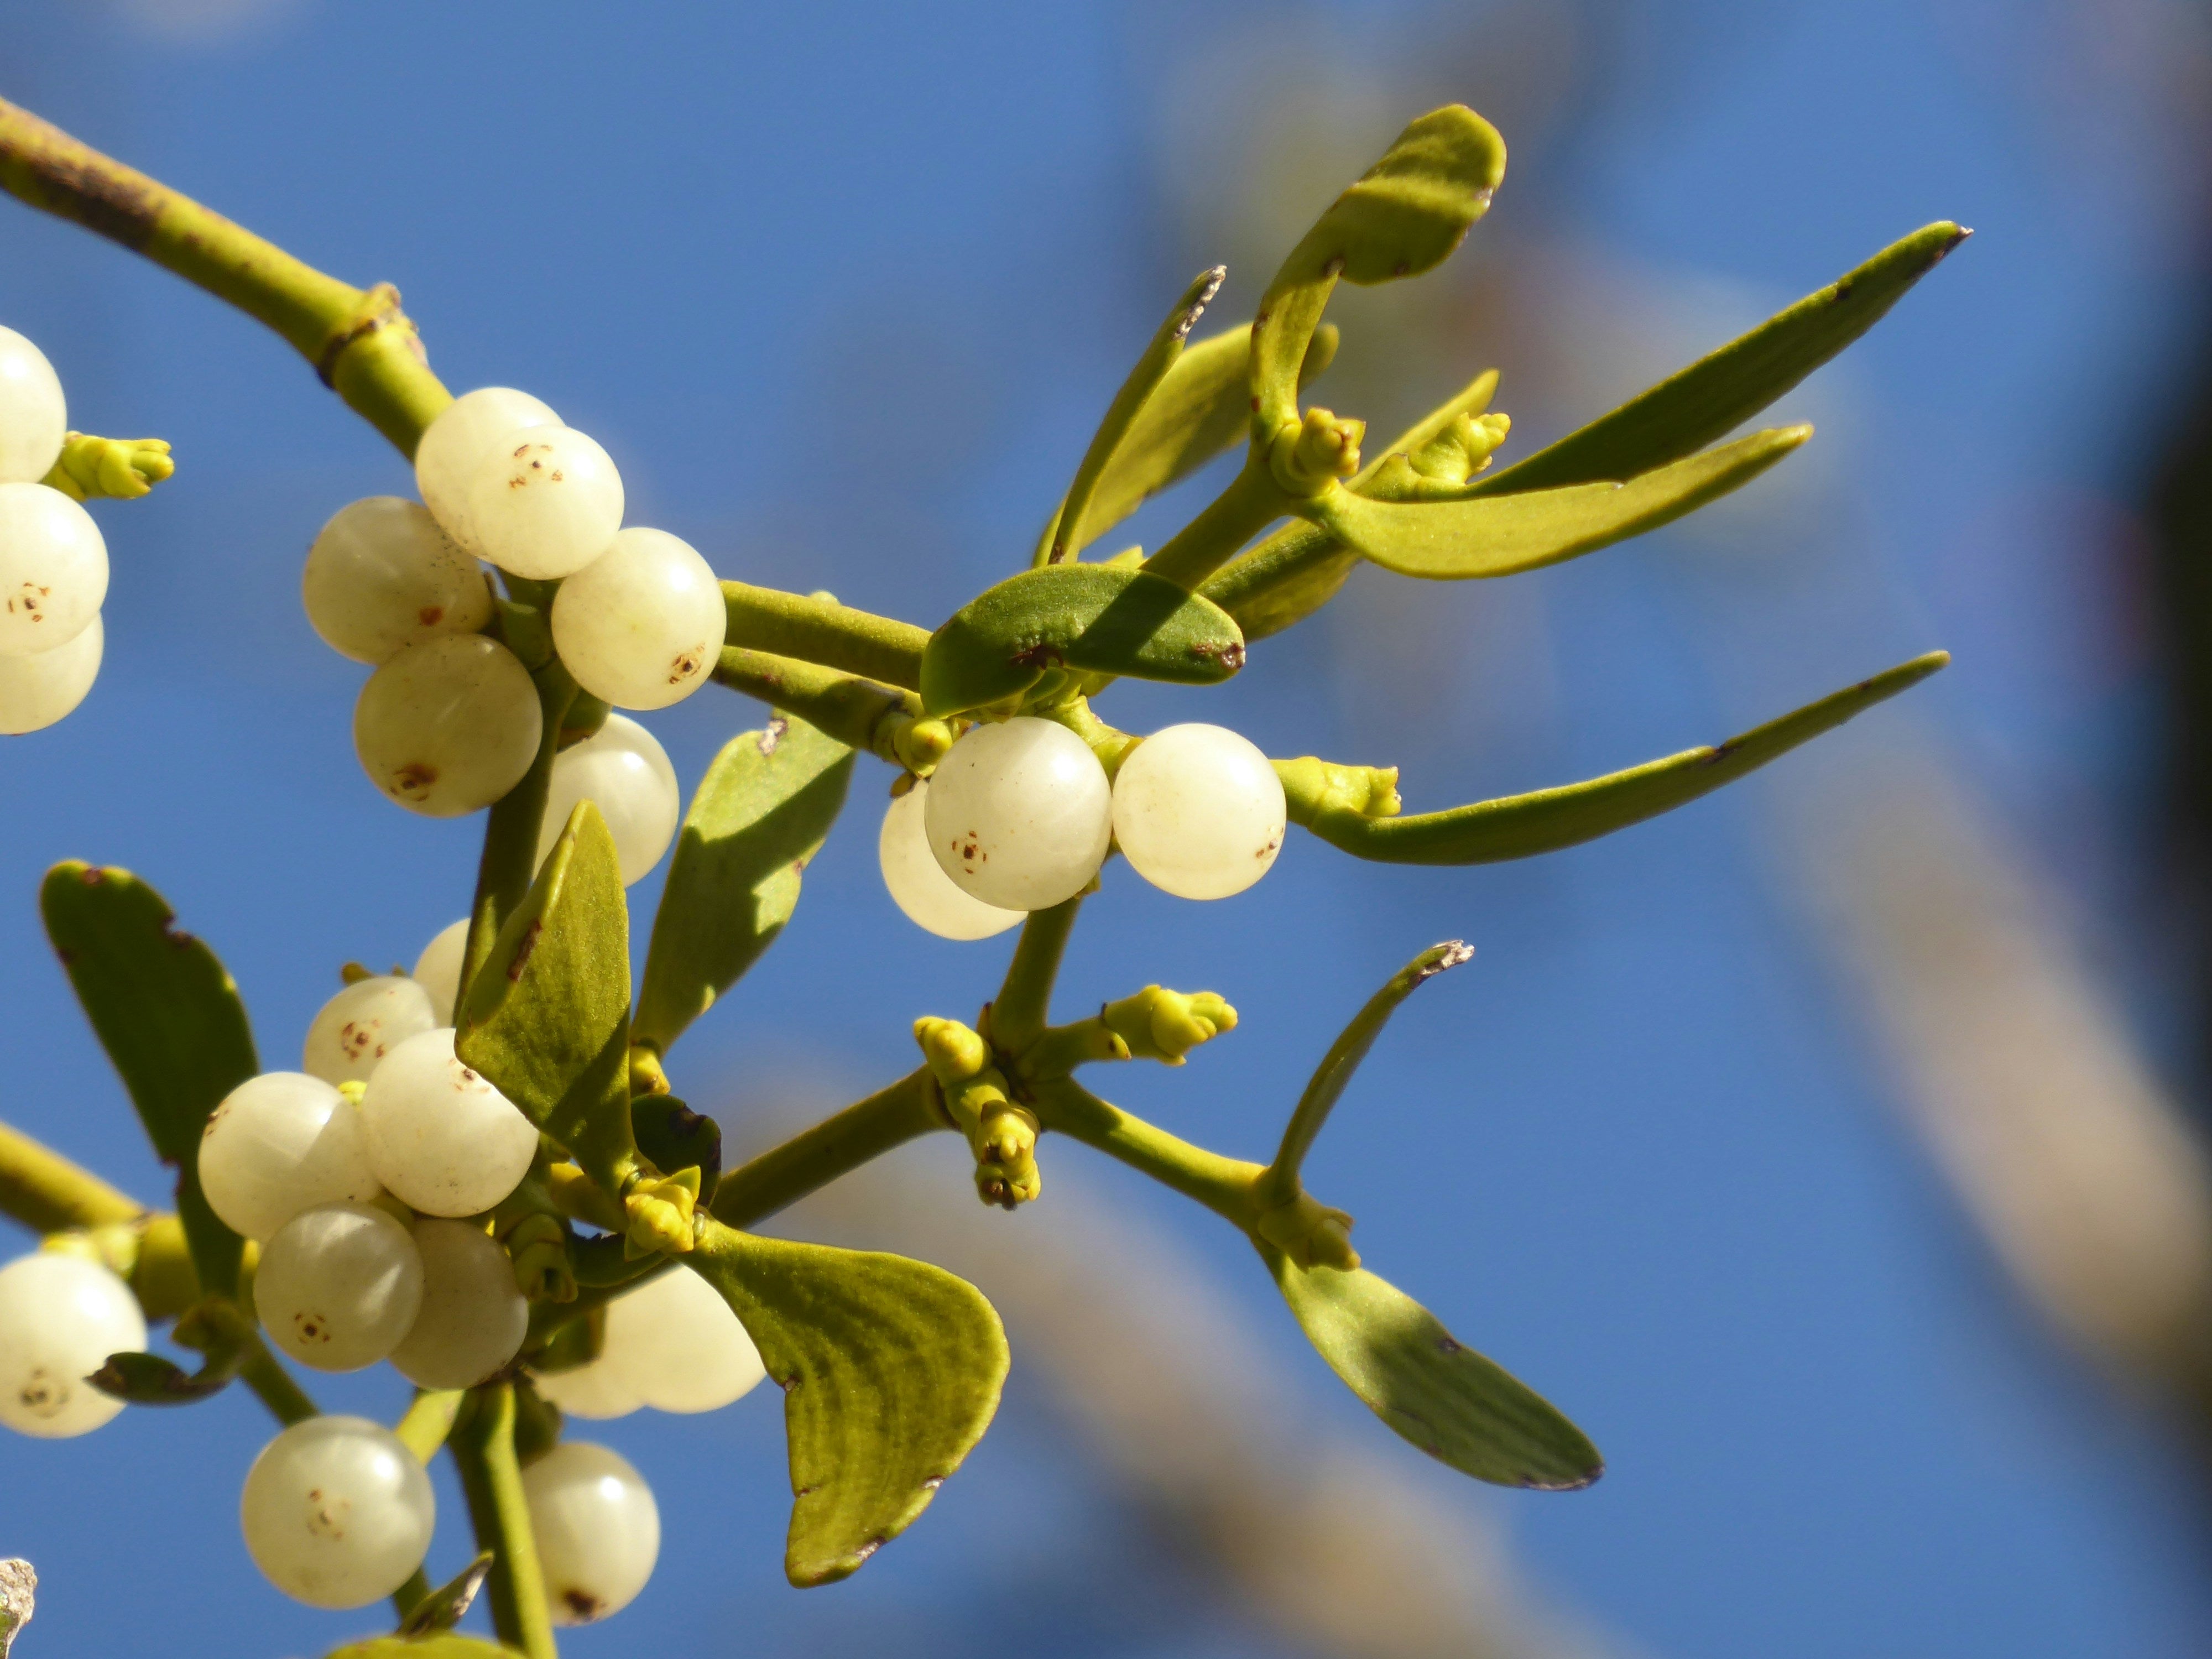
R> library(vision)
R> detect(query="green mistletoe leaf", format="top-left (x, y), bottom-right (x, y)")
top-left (41, 863), bottom-right (255, 1297)
top-left (921, 564), bottom-right (1245, 717)
top-left (457, 802), bottom-right (635, 1194)
top-left (689, 1217), bottom-right (1009, 1587)
top-left (633, 715), bottom-right (854, 1055)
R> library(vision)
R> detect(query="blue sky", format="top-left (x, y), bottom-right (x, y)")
top-left (3, 2), bottom-right (2209, 1655)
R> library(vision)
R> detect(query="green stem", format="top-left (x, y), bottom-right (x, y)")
top-left (0, 1120), bottom-right (142, 1233)
top-left (1139, 460), bottom-right (1285, 591)
top-left (461, 658), bottom-right (578, 1008)
top-left (237, 1334), bottom-right (317, 1427)
top-left (710, 1070), bottom-right (945, 1228)
top-left (712, 645), bottom-right (940, 769)
top-left (1031, 1078), bottom-right (1263, 1229)
top-left (990, 898), bottom-right (1082, 1055)
top-left (395, 1388), bottom-right (466, 1463)
top-left (721, 582), bottom-right (930, 691)
top-left (0, 97), bottom-right (450, 456)
top-left (450, 1384), bottom-right (557, 1659)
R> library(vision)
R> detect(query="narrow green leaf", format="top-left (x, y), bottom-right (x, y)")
top-left (1264, 942), bottom-right (1473, 1199)
top-left (457, 803), bottom-right (635, 1193)
top-left (1043, 320), bottom-right (1340, 565)
top-left (1266, 1247), bottom-right (1601, 1490)
top-left (633, 715), bottom-right (854, 1054)
top-left (1251, 106), bottom-right (1505, 433)
top-left (921, 564), bottom-right (1245, 717)
top-left (1477, 221), bottom-right (1969, 495)
top-left (689, 1218), bottom-right (1008, 1587)
top-left (41, 863), bottom-right (254, 1297)
top-left (1292, 651), bottom-right (1948, 864)
top-left (1040, 265), bottom-right (1225, 568)
top-left (1309, 425), bottom-right (1807, 580)
top-left (1203, 369), bottom-right (1502, 639)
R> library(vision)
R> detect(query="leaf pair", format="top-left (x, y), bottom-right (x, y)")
top-left (1258, 940), bottom-right (1601, 1490)
top-left (1208, 219), bottom-right (1970, 635)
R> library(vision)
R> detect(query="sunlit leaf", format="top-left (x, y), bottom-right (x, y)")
top-left (1251, 105), bottom-right (1505, 432)
top-left (1308, 426), bottom-right (1806, 580)
top-left (921, 564), bottom-right (1245, 717)
top-left (1045, 320), bottom-right (1340, 564)
top-left (41, 863), bottom-right (254, 1297)
top-left (690, 1217), bottom-right (1009, 1588)
top-left (1476, 221), bottom-right (1968, 495)
top-left (457, 804), bottom-right (635, 1193)
top-left (632, 715), bottom-right (854, 1055)
top-left (1289, 651), bottom-right (1947, 863)
top-left (1265, 942), bottom-right (1472, 1193)
top-left (1266, 1246), bottom-right (1601, 1489)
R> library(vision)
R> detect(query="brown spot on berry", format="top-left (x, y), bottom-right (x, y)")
top-left (394, 762), bottom-right (439, 797)
top-left (418, 605), bottom-right (444, 626)
top-left (562, 1589), bottom-right (604, 1619)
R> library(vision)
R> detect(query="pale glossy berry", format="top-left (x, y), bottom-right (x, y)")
top-left (1110, 723), bottom-right (1287, 900)
top-left (879, 779), bottom-right (1022, 940)
top-left (411, 917), bottom-right (470, 1023)
top-left (537, 713), bottom-right (681, 885)
top-left (301, 496), bottom-right (494, 665)
top-left (253, 1202), bottom-right (424, 1373)
top-left (0, 327), bottom-right (66, 484)
top-left (601, 1265), bottom-right (764, 1413)
top-left (199, 1071), bottom-right (385, 1242)
top-left (0, 1252), bottom-right (145, 1438)
top-left (388, 1219), bottom-right (528, 1390)
top-left (414, 387), bottom-right (560, 552)
top-left (925, 716), bottom-right (1112, 910)
top-left (241, 1415), bottom-right (435, 1609)
top-left (0, 610), bottom-right (100, 733)
top-left (0, 482), bottom-right (105, 656)
top-left (528, 1345), bottom-right (642, 1421)
top-left (302, 975), bottom-right (440, 1088)
top-left (358, 1027), bottom-right (539, 1217)
top-left (353, 634), bottom-right (542, 817)
top-left (549, 528), bottom-right (723, 710)
top-left (463, 425), bottom-right (623, 581)
top-left (524, 1441), bottom-right (661, 1625)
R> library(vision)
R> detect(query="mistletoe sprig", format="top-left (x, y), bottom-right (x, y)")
top-left (0, 93), bottom-right (1959, 1658)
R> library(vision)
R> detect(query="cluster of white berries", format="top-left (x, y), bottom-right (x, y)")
top-left (308, 387), bottom-right (719, 855)
top-left (879, 718), bottom-right (1286, 938)
top-left (0, 913), bottom-right (755, 1621)
top-left (0, 326), bottom-right (107, 734)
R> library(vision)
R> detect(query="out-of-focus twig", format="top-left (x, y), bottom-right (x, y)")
top-left (0, 1559), bottom-right (33, 1658)
top-left (1785, 737), bottom-right (2212, 1428)
top-left (755, 1132), bottom-right (1616, 1659)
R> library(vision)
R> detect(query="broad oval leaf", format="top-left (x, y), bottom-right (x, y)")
top-left (1289, 651), bottom-right (1947, 864)
top-left (633, 715), bottom-right (854, 1054)
top-left (457, 803), bottom-right (635, 1193)
top-left (921, 564), bottom-right (1245, 717)
top-left (690, 1217), bottom-right (1009, 1588)
top-left (1265, 1245), bottom-right (1601, 1490)
top-left (1044, 320), bottom-right (1340, 564)
top-left (41, 863), bottom-right (254, 1297)
top-left (1310, 425), bottom-right (1807, 580)
top-left (1477, 221), bottom-right (1969, 495)
top-left (1251, 106), bottom-right (1505, 432)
